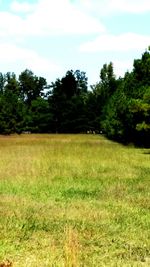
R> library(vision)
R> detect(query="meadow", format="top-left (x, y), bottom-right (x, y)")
top-left (0, 134), bottom-right (150, 266)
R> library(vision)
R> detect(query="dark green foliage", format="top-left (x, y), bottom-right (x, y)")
top-left (0, 48), bottom-right (149, 146)
top-left (30, 97), bottom-right (53, 133)
top-left (0, 73), bottom-right (25, 134)
top-left (102, 49), bottom-right (150, 147)
top-left (87, 62), bottom-right (119, 132)
top-left (48, 70), bottom-right (88, 133)
top-left (0, 70), bottom-right (48, 134)
top-left (19, 69), bottom-right (46, 106)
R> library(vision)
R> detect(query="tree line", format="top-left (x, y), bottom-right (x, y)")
top-left (0, 48), bottom-right (150, 147)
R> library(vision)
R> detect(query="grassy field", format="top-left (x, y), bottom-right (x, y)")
top-left (0, 134), bottom-right (150, 266)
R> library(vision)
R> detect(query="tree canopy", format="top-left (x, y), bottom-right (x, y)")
top-left (0, 48), bottom-right (149, 147)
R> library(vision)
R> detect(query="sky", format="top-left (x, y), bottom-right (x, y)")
top-left (0, 0), bottom-right (150, 86)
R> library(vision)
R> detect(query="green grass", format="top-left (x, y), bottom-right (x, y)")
top-left (0, 134), bottom-right (150, 266)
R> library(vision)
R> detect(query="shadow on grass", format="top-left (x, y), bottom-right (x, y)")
top-left (61, 188), bottom-right (100, 200)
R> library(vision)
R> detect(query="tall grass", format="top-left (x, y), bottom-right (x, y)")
top-left (0, 134), bottom-right (150, 266)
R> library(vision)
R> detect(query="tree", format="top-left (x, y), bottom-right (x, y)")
top-left (102, 85), bottom-right (132, 143)
top-left (19, 69), bottom-right (47, 106)
top-left (29, 97), bottom-right (52, 133)
top-left (101, 49), bottom-right (150, 147)
top-left (48, 70), bottom-right (88, 133)
top-left (0, 73), bottom-right (25, 134)
top-left (86, 62), bottom-right (118, 132)
top-left (0, 73), bottom-right (6, 94)
top-left (74, 70), bottom-right (88, 94)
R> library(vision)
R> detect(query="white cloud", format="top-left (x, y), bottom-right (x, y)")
top-left (0, 43), bottom-right (61, 81)
top-left (29, 0), bottom-right (105, 35)
top-left (0, 12), bottom-right (25, 37)
top-left (75, 0), bottom-right (150, 16)
top-left (0, 0), bottom-right (149, 84)
top-left (80, 33), bottom-right (150, 52)
top-left (0, 0), bottom-right (149, 40)
top-left (113, 59), bottom-right (134, 77)
top-left (111, 0), bottom-right (150, 14)
top-left (10, 1), bottom-right (35, 13)
top-left (0, 0), bottom-right (105, 38)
